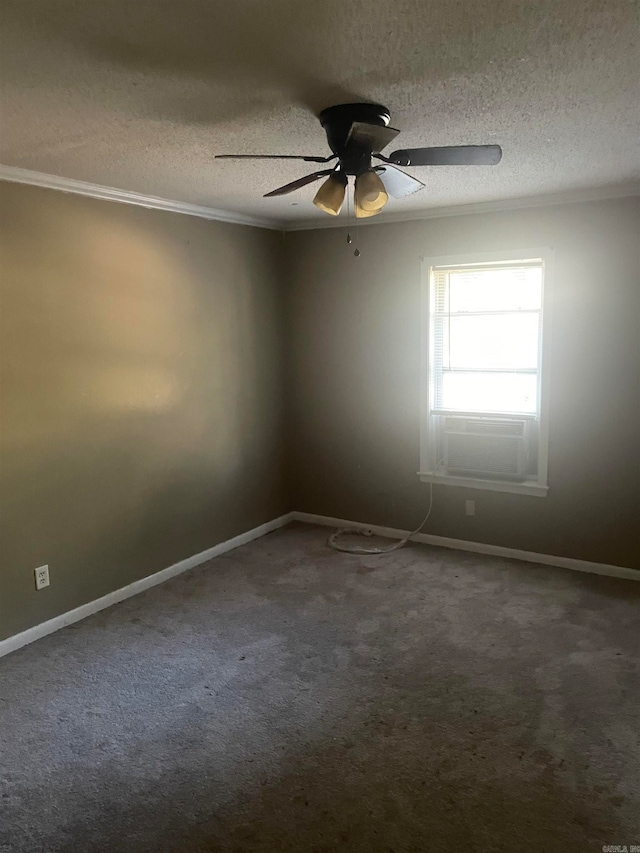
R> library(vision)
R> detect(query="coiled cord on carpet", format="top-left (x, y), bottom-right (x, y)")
top-left (327, 480), bottom-right (434, 555)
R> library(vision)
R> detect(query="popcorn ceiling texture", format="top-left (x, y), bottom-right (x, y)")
top-left (1, 0), bottom-right (639, 225)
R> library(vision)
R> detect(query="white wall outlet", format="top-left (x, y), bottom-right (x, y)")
top-left (465, 500), bottom-right (476, 517)
top-left (34, 565), bottom-right (50, 590)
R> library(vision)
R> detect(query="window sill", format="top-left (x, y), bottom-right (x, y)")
top-left (418, 471), bottom-right (548, 497)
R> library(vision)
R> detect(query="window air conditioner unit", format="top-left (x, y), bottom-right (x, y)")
top-left (442, 417), bottom-right (530, 479)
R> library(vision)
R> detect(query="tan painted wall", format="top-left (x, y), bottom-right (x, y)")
top-left (0, 182), bottom-right (287, 639)
top-left (285, 197), bottom-right (640, 569)
top-left (2, 187), bottom-right (638, 644)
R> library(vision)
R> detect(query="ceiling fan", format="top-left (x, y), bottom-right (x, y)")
top-left (216, 103), bottom-right (502, 218)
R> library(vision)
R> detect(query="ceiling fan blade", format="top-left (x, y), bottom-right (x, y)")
top-left (263, 169), bottom-right (335, 197)
top-left (386, 145), bottom-right (502, 167)
top-left (216, 154), bottom-right (336, 163)
top-left (345, 122), bottom-right (400, 154)
top-left (374, 165), bottom-right (425, 198)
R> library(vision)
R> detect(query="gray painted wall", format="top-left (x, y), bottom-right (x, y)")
top-left (285, 197), bottom-right (640, 569)
top-left (0, 183), bottom-right (288, 639)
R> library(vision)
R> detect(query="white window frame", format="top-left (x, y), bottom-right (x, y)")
top-left (419, 248), bottom-right (553, 497)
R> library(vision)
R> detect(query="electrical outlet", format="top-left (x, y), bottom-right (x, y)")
top-left (465, 500), bottom-right (475, 517)
top-left (34, 565), bottom-right (50, 590)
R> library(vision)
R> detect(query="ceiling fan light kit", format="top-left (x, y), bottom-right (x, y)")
top-left (216, 103), bottom-right (502, 218)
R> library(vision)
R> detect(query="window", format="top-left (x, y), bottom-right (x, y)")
top-left (420, 250), bottom-right (552, 496)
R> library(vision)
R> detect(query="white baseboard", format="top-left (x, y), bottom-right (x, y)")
top-left (292, 512), bottom-right (639, 582)
top-left (0, 513), bottom-right (294, 659)
top-left (3, 508), bottom-right (636, 659)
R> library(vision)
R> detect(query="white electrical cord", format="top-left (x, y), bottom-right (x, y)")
top-left (327, 479), bottom-right (434, 555)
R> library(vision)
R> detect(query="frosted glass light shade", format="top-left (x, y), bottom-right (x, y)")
top-left (354, 170), bottom-right (388, 217)
top-left (313, 173), bottom-right (347, 215)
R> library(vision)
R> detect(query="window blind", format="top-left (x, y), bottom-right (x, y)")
top-left (429, 260), bottom-right (544, 416)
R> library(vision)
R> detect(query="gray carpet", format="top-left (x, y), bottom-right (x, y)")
top-left (1, 523), bottom-right (639, 853)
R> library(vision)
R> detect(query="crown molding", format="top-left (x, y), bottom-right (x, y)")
top-left (2, 165), bottom-right (637, 233)
top-left (0, 165), bottom-right (283, 231)
top-left (283, 183), bottom-right (640, 231)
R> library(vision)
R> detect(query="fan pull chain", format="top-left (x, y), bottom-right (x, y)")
top-left (354, 207), bottom-right (360, 257)
top-left (347, 180), bottom-right (360, 257)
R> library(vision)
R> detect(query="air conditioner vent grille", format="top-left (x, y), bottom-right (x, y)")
top-left (444, 418), bottom-right (526, 437)
top-left (446, 434), bottom-right (522, 475)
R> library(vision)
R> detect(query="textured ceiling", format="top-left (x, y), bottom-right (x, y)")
top-left (1, 0), bottom-right (639, 227)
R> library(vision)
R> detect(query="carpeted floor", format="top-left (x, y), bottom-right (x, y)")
top-left (1, 522), bottom-right (638, 853)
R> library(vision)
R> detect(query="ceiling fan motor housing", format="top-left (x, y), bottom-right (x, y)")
top-left (319, 103), bottom-right (391, 175)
